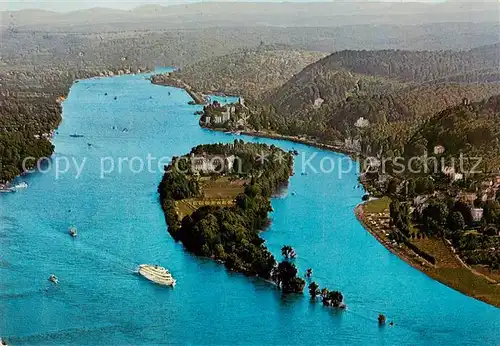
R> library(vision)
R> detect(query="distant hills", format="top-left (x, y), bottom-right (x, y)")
top-left (2, 1), bottom-right (499, 31)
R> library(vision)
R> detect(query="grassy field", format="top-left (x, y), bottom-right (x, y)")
top-left (199, 176), bottom-right (248, 199)
top-left (473, 266), bottom-right (500, 282)
top-left (363, 196), bottom-right (391, 213)
top-left (359, 198), bottom-right (500, 307)
top-left (413, 237), bottom-right (500, 306)
top-left (175, 177), bottom-right (248, 219)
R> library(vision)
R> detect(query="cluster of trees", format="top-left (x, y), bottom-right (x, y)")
top-left (308, 282), bottom-right (345, 308)
top-left (281, 245), bottom-right (296, 259)
top-left (158, 142), bottom-right (294, 280)
top-left (157, 158), bottom-right (201, 234)
top-left (178, 204), bottom-right (277, 278)
top-left (463, 197), bottom-right (500, 270)
top-left (389, 199), bottom-right (412, 238)
top-left (387, 177), bottom-right (436, 198)
top-left (272, 260), bottom-right (305, 294)
top-left (458, 234), bottom-right (500, 270)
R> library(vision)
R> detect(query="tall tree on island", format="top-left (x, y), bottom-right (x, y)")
top-left (309, 281), bottom-right (320, 299)
top-left (273, 261), bottom-right (305, 294)
top-left (281, 245), bottom-right (296, 259)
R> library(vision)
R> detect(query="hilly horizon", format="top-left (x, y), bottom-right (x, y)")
top-left (2, 1), bottom-right (498, 30)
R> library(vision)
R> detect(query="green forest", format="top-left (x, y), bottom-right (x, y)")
top-left (0, 93), bottom-right (61, 182)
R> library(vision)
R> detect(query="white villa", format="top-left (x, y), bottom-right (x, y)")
top-left (191, 154), bottom-right (236, 174)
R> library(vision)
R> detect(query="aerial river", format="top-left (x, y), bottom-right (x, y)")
top-left (1, 71), bottom-right (499, 345)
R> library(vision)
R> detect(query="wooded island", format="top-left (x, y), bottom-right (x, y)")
top-left (158, 140), bottom-right (306, 293)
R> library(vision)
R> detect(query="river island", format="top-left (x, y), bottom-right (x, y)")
top-left (157, 141), bottom-right (307, 293)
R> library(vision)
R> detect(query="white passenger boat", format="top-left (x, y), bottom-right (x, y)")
top-left (138, 264), bottom-right (176, 287)
top-left (14, 182), bottom-right (28, 189)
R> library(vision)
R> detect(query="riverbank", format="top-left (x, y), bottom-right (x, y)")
top-left (0, 67), bottom-right (152, 186)
top-left (355, 198), bottom-right (500, 308)
top-left (206, 127), bottom-right (358, 160)
top-left (164, 82), bottom-right (500, 307)
top-left (150, 74), bottom-right (205, 104)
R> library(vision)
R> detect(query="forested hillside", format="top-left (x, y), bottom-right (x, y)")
top-left (406, 95), bottom-right (500, 172)
top-left (314, 44), bottom-right (499, 83)
top-left (166, 47), bottom-right (327, 99)
top-left (270, 83), bottom-right (500, 141)
top-left (270, 44), bottom-right (500, 116)
top-left (0, 93), bottom-right (61, 182)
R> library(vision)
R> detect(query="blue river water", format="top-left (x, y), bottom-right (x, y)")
top-left (1, 71), bottom-right (499, 345)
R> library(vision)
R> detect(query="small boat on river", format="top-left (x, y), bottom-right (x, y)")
top-left (138, 264), bottom-right (176, 287)
top-left (69, 227), bottom-right (78, 237)
top-left (48, 274), bottom-right (58, 284)
top-left (69, 134), bottom-right (84, 138)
